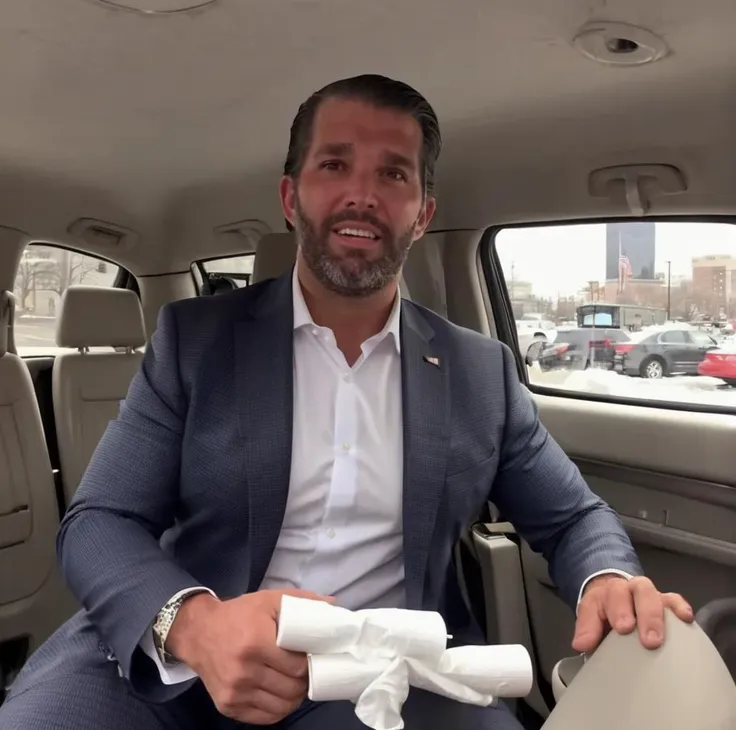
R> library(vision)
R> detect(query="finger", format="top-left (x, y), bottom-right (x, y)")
top-left (571, 594), bottom-right (607, 654)
top-left (233, 708), bottom-right (283, 726)
top-left (631, 577), bottom-right (665, 648)
top-left (246, 687), bottom-right (302, 719)
top-left (662, 592), bottom-right (695, 623)
top-left (261, 645), bottom-right (310, 679)
top-left (255, 664), bottom-right (309, 702)
top-left (603, 578), bottom-right (637, 636)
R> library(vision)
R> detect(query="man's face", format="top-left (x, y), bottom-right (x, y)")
top-left (280, 96), bottom-right (436, 297)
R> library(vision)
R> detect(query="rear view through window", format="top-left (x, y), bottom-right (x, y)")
top-left (13, 244), bottom-right (120, 356)
top-left (495, 221), bottom-right (736, 409)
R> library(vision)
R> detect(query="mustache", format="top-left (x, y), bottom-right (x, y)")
top-left (322, 210), bottom-right (392, 240)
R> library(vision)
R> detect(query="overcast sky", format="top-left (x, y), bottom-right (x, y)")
top-left (496, 222), bottom-right (736, 300)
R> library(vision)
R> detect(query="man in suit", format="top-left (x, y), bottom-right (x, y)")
top-left (0, 74), bottom-right (693, 729)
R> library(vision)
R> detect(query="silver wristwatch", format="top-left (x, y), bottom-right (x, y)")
top-left (152, 590), bottom-right (208, 665)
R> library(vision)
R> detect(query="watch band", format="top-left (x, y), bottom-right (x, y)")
top-left (152, 589), bottom-right (209, 665)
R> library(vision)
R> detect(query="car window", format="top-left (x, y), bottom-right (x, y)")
top-left (494, 220), bottom-right (736, 409)
top-left (690, 330), bottom-right (717, 347)
top-left (13, 244), bottom-right (120, 356)
top-left (196, 254), bottom-right (255, 293)
top-left (660, 330), bottom-right (688, 344)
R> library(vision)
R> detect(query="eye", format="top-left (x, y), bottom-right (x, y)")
top-left (383, 169), bottom-right (407, 182)
top-left (321, 160), bottom-right (345, 171)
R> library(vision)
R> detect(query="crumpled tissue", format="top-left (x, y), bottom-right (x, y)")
top-left (276, 595), bottom-right (533, 730)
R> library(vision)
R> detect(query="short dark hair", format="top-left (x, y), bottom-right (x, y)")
top-left (283, 74), bottom-right (442, 202)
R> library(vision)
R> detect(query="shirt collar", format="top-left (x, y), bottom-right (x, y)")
top-left (292, 266), bottom-right (402, 353)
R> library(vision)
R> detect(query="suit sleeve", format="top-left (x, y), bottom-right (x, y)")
top-left (56, 303), bottom-right (204, 701)
top-left (489, 343), bottom-right (643, 608)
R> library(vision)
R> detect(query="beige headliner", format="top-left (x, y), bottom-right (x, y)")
top-left (2, 0), bottom-right (736, 273)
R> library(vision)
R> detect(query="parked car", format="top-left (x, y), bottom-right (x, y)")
top-left (534, 327), bottom-right (629, 371)
top-left (614, 327), bottom-right (719, 379)
top-left (697, 346), bottom-right (736, 386)
top-left (516, 319), bottom-right (557, 361)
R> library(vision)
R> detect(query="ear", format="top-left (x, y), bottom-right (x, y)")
top-left (279, 176), bottom-right (297, 229)
top-left (412, 196), bottom-right (437, 241)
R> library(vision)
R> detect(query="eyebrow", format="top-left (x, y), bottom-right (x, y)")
top-left (313, 143), bottom-right (416, 171)
top-left (314, 142), bottom-right (354, 157)
top-left (382, 151), bottom-right (416, 171)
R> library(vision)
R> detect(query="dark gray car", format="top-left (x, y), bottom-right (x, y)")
top-left (534, 327), bottom-right (629, 372)
top-left (613, 327), bottom-right (719, 379)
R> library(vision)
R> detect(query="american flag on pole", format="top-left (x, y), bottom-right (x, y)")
top-left (618, 234), bottom-right (632, 293)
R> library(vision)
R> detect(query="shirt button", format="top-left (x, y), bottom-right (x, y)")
top-left (343, 373), bottom-right (352, 382)
top-left (341, 442), bottom-right (351, 452)
top-left (326, 528), bottom-right (336, 539)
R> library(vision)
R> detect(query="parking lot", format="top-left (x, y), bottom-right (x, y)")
top-left (530, 364), bottom-right (736, 407)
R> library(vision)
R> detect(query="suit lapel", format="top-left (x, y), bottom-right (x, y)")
top-left (401, 304), bottom-right (450, 609)
top-left (235, 275), bottom-right (294, 592)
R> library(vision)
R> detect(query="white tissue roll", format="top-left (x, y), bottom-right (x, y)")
top-left (410, 644), bottom-right (533, 702)
top-left (277, 596), bottom-right (448, 663)
top-left (307, 654), bottom-right (392, 702)
top-left (358, 608), bottom-right (448, 663)
top-left (276, 595), bottom-right (361, 654)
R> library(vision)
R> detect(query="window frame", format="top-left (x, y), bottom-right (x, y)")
top-left (193, 252), bottom-right (255, 295)
top-left (482, 215), bottom-right (736, 416)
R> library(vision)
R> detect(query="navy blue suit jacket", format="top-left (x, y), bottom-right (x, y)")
top-left (43, 273), bottom-right (641, 702)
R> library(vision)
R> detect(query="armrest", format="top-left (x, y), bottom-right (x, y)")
top-left (550, 654), bottom-right (585, 703)
top-left (695, 597), bottom-right (736, 678)
top-left (542, 609), bottom-right (736, 730)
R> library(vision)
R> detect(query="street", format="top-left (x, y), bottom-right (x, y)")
top-left (15, 316), bottom-right (58, 351)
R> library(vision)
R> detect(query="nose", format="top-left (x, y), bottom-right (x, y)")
top-left (342, 168), bottom-right (378, 210)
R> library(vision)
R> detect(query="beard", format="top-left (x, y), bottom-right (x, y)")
top-left (293, 194), bottom-right (415, 298)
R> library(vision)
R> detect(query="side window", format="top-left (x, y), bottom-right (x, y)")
top-left (494, 221), bottom-right (736, 409)
top-left (689, 329), bottom-right (717, 347)
top-left (13, 244), bottom-right (120, 356)
top-left (660, 330), bottom-right (687, 344)
top-left (195, 254), bottom-right (255, 294)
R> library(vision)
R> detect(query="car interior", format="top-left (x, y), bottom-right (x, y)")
top-left (1, 0), bottom-right (736, 727)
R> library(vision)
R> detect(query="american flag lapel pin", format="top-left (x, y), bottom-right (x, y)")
top-left (423, 355), bottom-right (440, 367)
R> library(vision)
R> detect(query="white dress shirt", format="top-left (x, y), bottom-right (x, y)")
top-left (140, 269), bottom-right (630, 684)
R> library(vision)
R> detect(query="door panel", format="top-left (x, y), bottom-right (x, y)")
top-left (522, 393), bottom-right (736, 687)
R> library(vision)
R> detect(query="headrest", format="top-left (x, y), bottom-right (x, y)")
top-left (0, 291), bottom-right (16, 356)
top-left (56, 286), bottom-right (146, 349)
top-left (252, 232), bottom-right (297, 283)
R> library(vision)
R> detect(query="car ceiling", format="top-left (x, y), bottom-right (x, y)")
top-left (1, 0), bottom-right (736, 272)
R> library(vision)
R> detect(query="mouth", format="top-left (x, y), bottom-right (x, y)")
top-left (331, 224), bottom-right (382, 248)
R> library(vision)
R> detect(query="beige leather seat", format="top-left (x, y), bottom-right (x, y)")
top-left (252, 231), bottom-right (412, 298)
top-left (53, 286), bottom-right (145, 503)
top-left (0, 291), bottom-right (75, 675)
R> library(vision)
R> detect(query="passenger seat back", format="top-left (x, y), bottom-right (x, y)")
top-left (0, 291), bottom-right (76, 675)
top-left (53, 286), bottom-right (145, 503)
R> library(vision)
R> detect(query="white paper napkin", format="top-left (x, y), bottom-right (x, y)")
top-left (277, 596), bottom-right (534, 730)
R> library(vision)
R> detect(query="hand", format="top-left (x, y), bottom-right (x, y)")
top-left (572, 575), bottom-right (694, 654)
top-left (166, 588), bottom-right (335, 725)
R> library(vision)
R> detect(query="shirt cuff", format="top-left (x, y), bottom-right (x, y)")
top-left (576, 569), bottom-right (633, 616)
top-left (139, 586), bottom-right (217, 685)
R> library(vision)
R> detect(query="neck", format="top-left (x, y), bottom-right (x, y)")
top-left (296, 258), bottom-right (398, 364)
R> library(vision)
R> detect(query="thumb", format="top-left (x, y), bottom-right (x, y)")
top-left (571, 601), bottom-right (605, 654)
top-left (279, 588), bottom-right (337, 604)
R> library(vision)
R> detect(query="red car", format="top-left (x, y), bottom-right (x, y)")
top-left (698, 347), bottom-right (736, 386)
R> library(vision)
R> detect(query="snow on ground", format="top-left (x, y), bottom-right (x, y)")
top-left (529, 365), bottom-right (736, 408)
